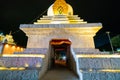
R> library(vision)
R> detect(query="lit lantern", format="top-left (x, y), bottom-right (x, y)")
top-left (5, 44), bottom-right (9, 48)
top-left (24, 63), bottom-right (29, 67)
top-left (36, 63), bottom-right (41, 68)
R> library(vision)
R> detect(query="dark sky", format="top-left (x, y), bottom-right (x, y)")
top-left (0, 0), bottom-right (120, 48)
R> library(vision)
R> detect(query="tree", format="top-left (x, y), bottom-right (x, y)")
top-left (111, 35), bottom-right (120, 48)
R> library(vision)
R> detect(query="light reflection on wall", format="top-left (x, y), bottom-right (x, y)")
top-left (76, 54), bottom-right (120, 58)
top-left (0, 67), bottom-right (25, 70)
top-left (2, 44), bottom-right (24, 54)
top-left (80, 69), bottom-right (120, 72)
top-left (36, 63), bottom-right (41, 68)
top-left (2, 54), bottom-right (45, 58)
top-left (24, 63), bottom-right (29, 67)
top-left (99, 69), bottom-right (120, 72)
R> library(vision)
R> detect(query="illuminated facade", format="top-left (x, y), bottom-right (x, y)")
top-left (20, 0), bottom-right (102, 49)
top-left (0, 34), bottom-right (24, 54)
top-left (0, 0), bottom-right (120, 80)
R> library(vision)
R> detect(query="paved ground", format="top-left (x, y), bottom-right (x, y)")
top-left (41, 63), bottom-right (79, 80)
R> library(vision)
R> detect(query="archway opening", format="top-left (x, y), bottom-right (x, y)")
top-left (49, 39), bottom-right (71, 69)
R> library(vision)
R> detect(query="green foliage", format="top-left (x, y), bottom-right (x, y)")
top-left (111, 35), bottom-right (120, 47)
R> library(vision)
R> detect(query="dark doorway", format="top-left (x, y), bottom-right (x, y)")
top-left (49, 39), bottom-right (71, 69)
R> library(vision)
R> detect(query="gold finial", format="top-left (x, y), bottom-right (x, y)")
top-left (9, 31), bottom-right (12, 35)
top-left (53, 0), bottom-right (68, 15)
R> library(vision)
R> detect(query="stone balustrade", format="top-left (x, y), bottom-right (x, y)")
top-left (73, 48), bottom-right (110, 54)
top-left (77, 54), bottom-right (120, 80)
top-left (78, 58), bottom-right (120, 69)
top-left (82, 72), bottom-right (120, 80)
top-left (0, 70), bottom-right (39, 80)
top-left (0, 57), bottom-right (43, 67)
top-left (15, 48), bottom-right (48, 54)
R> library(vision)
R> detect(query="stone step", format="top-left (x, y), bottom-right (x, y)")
top-left (81, 71), bottom-right (120, 80)
top-left (23, 48), bottom-right (48, 54)
top-left (41, 64), bottom-right (79, 80)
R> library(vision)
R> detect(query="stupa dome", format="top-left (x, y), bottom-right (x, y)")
top-left (47, 0), bottom-right (73, 16)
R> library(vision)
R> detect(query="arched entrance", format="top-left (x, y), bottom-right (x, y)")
top-left (49, 39), bottom-right (71, 69)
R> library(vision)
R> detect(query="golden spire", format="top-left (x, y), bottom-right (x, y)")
top-left (53, 0), bottom-right (68, 15)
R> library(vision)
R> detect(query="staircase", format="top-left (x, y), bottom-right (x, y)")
top-left (41, 63), bottom-right (79, 80)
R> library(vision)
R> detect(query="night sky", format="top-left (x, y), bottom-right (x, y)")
top-left (0, 0), bottom-right (120, 48)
